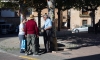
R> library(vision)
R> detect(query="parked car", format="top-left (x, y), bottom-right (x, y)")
top-left (15, 25), bottom-right (19, 33)
top-left (0, 24), bottom-right (15, 34)
top-left (72, 25), bottom-right (91, 33)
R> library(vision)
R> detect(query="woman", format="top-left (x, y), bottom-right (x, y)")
top-left (18, 19), bottom-right (27, 53)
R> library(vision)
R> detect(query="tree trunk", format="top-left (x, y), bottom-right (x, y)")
top-left (0, 8), bottom-right (1, 18)
top-left (90, 10), bottom-right (95, 32)
top-left (47, 0), bottom-right (57, 51)
top-left (19, 2), bottom-right (26, 22)
top-left (58, 8), bottom-right (61, 31)
top-left (92, 10), bottom-right (95, 29)
top-left (38, 9), bottom-right (41, 31)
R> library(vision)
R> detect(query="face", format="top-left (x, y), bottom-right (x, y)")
top-left (43, 16), bottom-right (47, 21)
top-left (22, 19), bottom-right (27, 23)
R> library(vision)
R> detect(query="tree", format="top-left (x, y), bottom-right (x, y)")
top-left (0, 0), bottom-right (28, 21)
top-left (0, 0), bottom-right (47, 26)
top-left (56, 0), bottom-right (64, 31)
top-left (0, 0), bottom-right (1, 17)
top-left (55, 0), bottom-right (74, 31)
top-left (47, 0), bottom-right (58, 51)
top-left (32, 0), bottom-right (47, 29)
top-left (0, 0), bottom-right (2, 8)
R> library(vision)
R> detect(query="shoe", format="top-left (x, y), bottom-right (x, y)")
top-left (29, 51), bottom-right (32, 54)
top-left (20, 51), bottom-right (25, 53)
top-left (25, 53), bottom-right (29, 56)
top-left (25, 53), bottom-right (28, 56)
top-left (33, 54), bottom-right (39, 56)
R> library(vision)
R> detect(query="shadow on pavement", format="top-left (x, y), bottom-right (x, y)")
top-left (63, 54), bottom-right (100, 60)
top-left (39, 43), bottom-right (65, 54)
top-left (56, 30), bottom-right (100, 49)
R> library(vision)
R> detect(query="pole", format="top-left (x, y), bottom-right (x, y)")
top-left (47, 0), bottom-right (58, 51)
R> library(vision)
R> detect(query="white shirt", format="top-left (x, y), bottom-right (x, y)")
top-left (18, 23), bottom-right (25, 35)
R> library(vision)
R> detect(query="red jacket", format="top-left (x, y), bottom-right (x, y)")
top-left (24, 19), bottom-right (39, 35)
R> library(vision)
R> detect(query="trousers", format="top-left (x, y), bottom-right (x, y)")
top-left (26, 34), bottom-right (38, 54)
top-left (43, 30), bottom-right (54, 52)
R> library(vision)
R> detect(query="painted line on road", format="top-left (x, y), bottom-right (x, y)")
top-left (19, 56), bottom-right (39, 60)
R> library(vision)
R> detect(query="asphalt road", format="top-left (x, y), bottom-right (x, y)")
top-left (0, 33), bottom-right (18, 42)
top-left (0, 52), bottom-right (27, 60)
top-left (0, 30), bottom-right (100, 60)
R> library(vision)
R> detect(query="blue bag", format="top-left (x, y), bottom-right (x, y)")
top-left (21, 39), bottom-right (26, 50)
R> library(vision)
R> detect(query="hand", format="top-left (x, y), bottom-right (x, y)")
top-left (41, 29), bottom-right (44, 32)
top-left (25, 35), bottom-right (27, 37)
top-left (37, 35), bottom-right (39, 37)
top-left (44, 28), bottom-right (46, 30)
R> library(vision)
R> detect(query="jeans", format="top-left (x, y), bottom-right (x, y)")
top-left (18, 35), bottom-right (25, 52)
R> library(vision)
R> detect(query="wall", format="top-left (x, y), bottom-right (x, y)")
top-left (70, 8), bottom-right (100, 29)
top-left (95, 7), bottom-right (100, 23)
top-left (70, 9), bottom-right (81, 29)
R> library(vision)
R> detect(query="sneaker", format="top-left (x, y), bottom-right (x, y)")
top-left (25, 53), bottom-right (28, 56)
top-left (33, 54), bottom-right (39, 56)
top-left (20, 51), bottom-right (25, 53)
top-left (25, 53), bottom-right (29, 56)
top-left (29, 51), bottom-right (32, 54)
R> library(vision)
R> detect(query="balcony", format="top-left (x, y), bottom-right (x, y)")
top-left (80, 11), bottom-right (90, 17)
top-left (80, 14), bottom-right (90, 17)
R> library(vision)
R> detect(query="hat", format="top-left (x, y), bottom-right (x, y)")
top-left (29, 14), bottom-right (34, 19)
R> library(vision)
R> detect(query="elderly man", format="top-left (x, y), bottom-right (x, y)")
top-left (24, 14), bottom-right (39, 56)
top-left (42, 14), bottom-right (53, 53)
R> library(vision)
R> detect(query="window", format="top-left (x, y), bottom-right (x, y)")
top-left (82, 20), bottom-right (87, 25)
top-left (82, 8), bottom-right (88, 15)
top-left (80, 8), bottom-right (90, 17)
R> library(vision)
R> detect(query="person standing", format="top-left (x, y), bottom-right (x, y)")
top-left (24, 14), bottom-right (39, 56)
top-left (18, 19), bottom-right (27, 53)
top-left (42, 14), bottom-right (53, 53)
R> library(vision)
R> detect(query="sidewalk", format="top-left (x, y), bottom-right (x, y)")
top-left (0, 30), bottom-right (100, 60)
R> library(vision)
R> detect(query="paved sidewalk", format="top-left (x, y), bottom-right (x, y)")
top-left (0, 30), bottom-right (100, 60)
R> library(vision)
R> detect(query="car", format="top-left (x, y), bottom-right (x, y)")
top-left (72, 25), bottom-right (91, 33)
top-left (0, 24), bottom-right (15, 34)
top-left (15, 26), bottom-right (19, 33)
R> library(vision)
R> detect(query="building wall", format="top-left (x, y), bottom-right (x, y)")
top-left (70, 9), bottom-right (81, 29)
top-left (28, 7), bottom-right (100, 30)
top-left (70, 8), bottom-right (100, 29)
top-left (95, 7), bottom-right (100, 23)
top-left (32, 8), bottom-right (60, 28)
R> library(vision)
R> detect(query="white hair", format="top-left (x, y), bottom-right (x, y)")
top-left (43, 14), bottom-right (48, 18)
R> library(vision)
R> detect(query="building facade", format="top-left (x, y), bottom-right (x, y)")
top-left (70, 7), bottom-right (100, 29)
